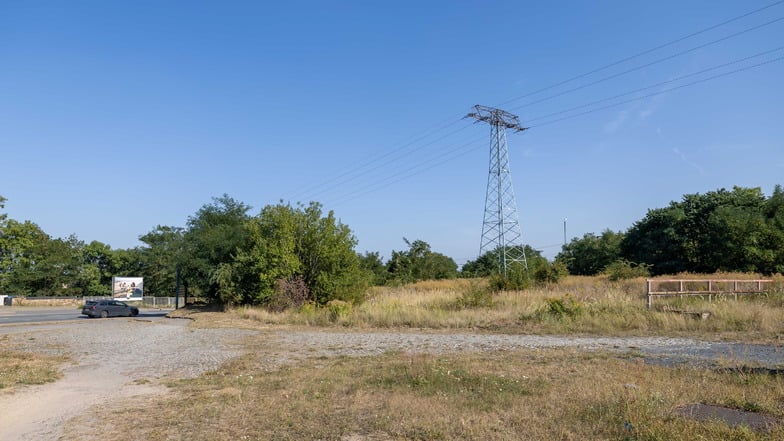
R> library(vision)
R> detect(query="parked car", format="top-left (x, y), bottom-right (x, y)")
top-left (82, 300), bottom-right (139, 318)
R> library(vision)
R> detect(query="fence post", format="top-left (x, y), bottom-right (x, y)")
top-left (646, 279), bottom-right (652, 310)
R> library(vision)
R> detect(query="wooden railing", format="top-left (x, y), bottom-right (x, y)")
top-left (645, 279), bottom-right (774, 310)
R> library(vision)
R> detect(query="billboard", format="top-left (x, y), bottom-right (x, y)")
top-left (112, 277), bottom-right (143, 301)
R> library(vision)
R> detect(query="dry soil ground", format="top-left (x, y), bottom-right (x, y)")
top-left (1, 313), bottom-right (783, 440)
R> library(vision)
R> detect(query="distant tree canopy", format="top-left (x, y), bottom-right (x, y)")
top-left (386, 238), bottom-right (458, 284)
top-left (2, 185), bottom-right (781, 299)
top-left (556, 230), bottom-right (624, 276)
top-left (462, 245), bottom-right (567, 288)
top-left (205, 200), bottom-right (370, 306)
top-left (0, 194), bottom-right (371, 305)
top-left (621, 185), bottom-right (784, 275)
top-left (556, 186), bottom-right (784, 276)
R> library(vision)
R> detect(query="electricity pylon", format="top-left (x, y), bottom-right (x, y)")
top-left (466, 105), bottom-right (528, 274)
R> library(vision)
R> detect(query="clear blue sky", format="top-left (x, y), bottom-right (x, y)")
top-left (2, 0), bottom-right (783, 264)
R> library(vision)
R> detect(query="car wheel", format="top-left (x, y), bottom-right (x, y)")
top-left (131, 310), bottom-right (138, 317)
top-left (100, 310), bottom-right (108, 319)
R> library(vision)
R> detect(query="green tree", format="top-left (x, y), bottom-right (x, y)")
top-left (763, 185), bottom-right (784, 273)
top-left (79, 240), bottom-right (115, 296)
top-left (358, 251), bottom-right (388, 286)
top-left (216, 203), bottom-right (302, 305)
top-left (484, 246), bottom-right (564, 290)
top-left (139, 226), bottom-right (184, 296)
top-left (462, 245), bottom-right (538, 278)
top-left (0, 223), bottom-right (82, 296)
top-left (294, 202), bottom-right (369, 304)
top-left (0, 219), bottom-right (50, 294)
top-left (460, 250), bottom-right (499, 277)
top-left (0, 194), bottom-right (6, 224)
top-left (556, 230), bottom-right (624, 275)
top-left (621, 206), bottom-right (688, 275)
top-left (679, 186), bottom-right (767, 272)
top-left (111, 247), bottom-right (146, 279)
top-left (211, 201), bottom-right (369, 306)
top-left (621, 186), bottom-right (783, 275)
top-left (387, 238), bottom-right (458, 284)
top-left (181, 195), bottom-right (252, 302)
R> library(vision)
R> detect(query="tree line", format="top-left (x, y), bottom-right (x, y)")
top-left (556, 185), bottom-right (784, 276)
top-left (0, 195), bottom-right (460, 305)
top-left (1, 185), bottom-right (782, 305)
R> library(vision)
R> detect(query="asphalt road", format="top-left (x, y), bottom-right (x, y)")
top-left (0, 306), bottom-right (174, 325)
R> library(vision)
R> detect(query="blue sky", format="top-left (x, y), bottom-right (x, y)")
top-left (2, 0), bottom-right (783, 264)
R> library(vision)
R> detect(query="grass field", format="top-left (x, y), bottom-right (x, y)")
top-left (207, 274), bottom-right (784, 343)
top-left (83, 274), bottom-right (784, 440)
top-left (10, 274), bottom-right (784, 439)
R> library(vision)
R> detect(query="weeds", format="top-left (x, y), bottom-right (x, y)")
top-left (0, 350), bottom-right (69, 389)
top-left (79, 349), bottom-right (784, 441)
top-left (454, 280), bottom-right (494, 309)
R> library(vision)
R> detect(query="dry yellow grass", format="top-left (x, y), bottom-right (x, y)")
top-left (191, 275), bottom-right (784, 342)
top-left (76, 347), bottom-right (784, 440)
top-left (0, 335), bottom-right (70, 390)
top-left (60, 274), bottom-right (784, 440)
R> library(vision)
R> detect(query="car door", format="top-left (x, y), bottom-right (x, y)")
top-left (115, 301), bottom-right (130, 316)
top-left (109, 301), bottom-right (123, 317)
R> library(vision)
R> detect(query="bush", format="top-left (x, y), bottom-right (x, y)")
top-left (327, 300), bottom-right (352, 322)
top-left (532, 259), bottom-right (568, 285)
top-left (488, 261), bottom-right (531, 291)
top-left (603, 259), bottom-right (651, 281)
top-left (268, 276), bottom-right (310, 312)
top-left (456, 281), bottom-right (494, 308)
top-left (489, 259), bottom-right (567, 292)
top-left (544, 294), bottom-right (583, 319)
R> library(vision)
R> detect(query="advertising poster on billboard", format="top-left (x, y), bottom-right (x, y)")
top-left (112, 277), bottom-right (143, 301)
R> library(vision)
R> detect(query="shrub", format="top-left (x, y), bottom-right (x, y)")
top-left (456, 281), bottom-right (494, 309)
top-left (603, 259), bottom-right (651, 281)
top-left (544, 294), bottom-right (584, 319)
top-left (268, 276), bottom-right (310, 312)
top-left (327, 300), bottom-right (352, 322)
top-left (532, 259), bottom-right (569, 285)
top-left (488, 262), bottom-right (531, 291)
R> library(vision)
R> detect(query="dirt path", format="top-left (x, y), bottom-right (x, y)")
top-left (2, 318), bottom-right (783, 440)
top-left (0, 318), bottom-right (254, 441)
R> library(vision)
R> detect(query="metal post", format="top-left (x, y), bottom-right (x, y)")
top-left (174, 265), bottom-right (180, 310)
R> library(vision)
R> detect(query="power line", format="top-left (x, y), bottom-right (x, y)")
top-left (496, 0), bottom-right (784, 107)
top-left (290, 3), bottom-right (784, 208)
top-left (508, 15), bottom-right (784, 113)
top-left (526, 46), bottom-right (784, 123)
top-left (530, 55), bottom-right (784, 128)
top-left (325, 135), bottom-right (487, 207)
top-left (286, 115), bottom-right (466, 202)
top-left (302, 123), bottom-right (474, 202)
top-left (314, 52), bottom-right (784, 208)
top-left (303, 53), bottom-right (784, 207)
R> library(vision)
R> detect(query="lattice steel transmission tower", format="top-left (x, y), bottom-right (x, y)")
top-left (467, 105), bottom-right (528, 274)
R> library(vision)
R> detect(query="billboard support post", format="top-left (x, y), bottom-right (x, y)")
top-left (174, 266), bottom-right (180, 310)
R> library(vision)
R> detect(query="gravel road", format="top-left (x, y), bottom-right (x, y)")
top-left (1, 316), bottom-right (783, 440)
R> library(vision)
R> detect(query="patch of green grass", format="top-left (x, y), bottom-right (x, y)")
top-left (368, 353), bottom-right (540, 411)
